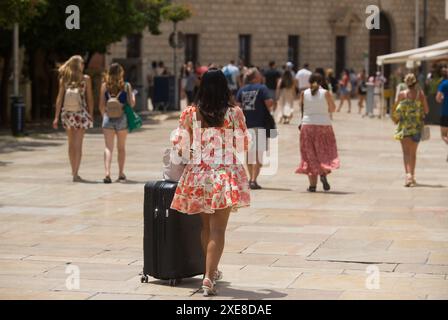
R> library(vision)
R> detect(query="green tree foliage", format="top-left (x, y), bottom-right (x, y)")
top-left (161, 3), bottom-right (192, 24)
top-left (137, 0), bottom-right (167, 35)
top-left (24, 0), bottom-right (168, 57)
top-left (0, 0), bottom-right (45, 29)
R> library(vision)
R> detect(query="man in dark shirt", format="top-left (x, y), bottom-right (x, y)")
top-left (263, 61), bottom-right (281, 101)
top-left (236, 68), bottom-right (274, 190)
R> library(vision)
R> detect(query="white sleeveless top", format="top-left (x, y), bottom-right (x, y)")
top-left (301, 88), bottom-right (332, 126)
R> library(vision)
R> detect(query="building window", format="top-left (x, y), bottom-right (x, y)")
top-left (126, 33), bottom-right (142, 58)
top-left (288, 35), bottom-right (300, 71)
top-left (185, 34), bottom-right (199, 64)
top-left (335, 36), bottom-right (346, 78)
top-left (127, 33), bottom-right (142, 58)
top-left (239, 35), bottom-right (251, 66)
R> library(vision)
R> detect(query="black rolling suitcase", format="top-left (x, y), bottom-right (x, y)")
top-left (141, 181), bottom-right (205, 286)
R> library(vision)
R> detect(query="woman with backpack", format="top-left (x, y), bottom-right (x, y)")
top-left (99, 63), bottom-right (136, 184)
top-left (53, 55), bottom-right (94, 182)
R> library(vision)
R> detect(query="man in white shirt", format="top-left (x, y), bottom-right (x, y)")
top-left (295, 63), bottom-right (312, 93)
top-left (222, 60), bottom-right (241, 96)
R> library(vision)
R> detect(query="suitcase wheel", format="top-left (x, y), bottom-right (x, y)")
top-left (141, 275), bottom-right (149, 283)
top-left (169, 279), bottom-right (182, 287)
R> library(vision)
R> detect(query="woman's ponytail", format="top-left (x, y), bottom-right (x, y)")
top-left (309, 73), bottom-right (323, 96)
top-left (311, 81), bottom-right (319, 95)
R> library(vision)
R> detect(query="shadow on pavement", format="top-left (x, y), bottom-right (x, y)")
top-left (260, 188), bottom-right (293, 192)
top-left (298, 191), bottom-right (355, 195)
top-left (0, 140), bottom-right (63, 154)
top-left (323, 191), bottom-right (356, 195)
top-left (77, 179), bottom-right (104, 185)
top-left (120, 180), bottom-right (147, 185)
top-left (76, 179), bottom-right (147, 185)
top-left (414, 183), bottom-right (446, 189)
top-left (212, 282), bottom-right (288, 300)
top-left (145, 279), bottom-right (288, 300)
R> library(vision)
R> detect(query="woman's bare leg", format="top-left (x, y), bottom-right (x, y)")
top-left (73, 129), bottom-right (85, 177)
top-left (66, 128), bottom-right (77, 177)
top-left (409, 140), bottom-right (419, 177)
top-left (116, 129), bottom-right (128, 177)
top-left (203, 208), bottom-right (231, 282)
top-left (103, 129), bottom-right (115, 178)
top-left (200, 213), bottom-right (210, 259)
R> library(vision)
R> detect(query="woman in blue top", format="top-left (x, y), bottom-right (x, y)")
top-left (99, 63), bottom-right (136, 184)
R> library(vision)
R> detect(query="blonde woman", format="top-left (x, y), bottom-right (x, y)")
top-left (99, 63), bottom-right (136, 184)
top-left (53, 55), bottom-right (94, 182)
top-left (393, 73), bottom-right (429, 187)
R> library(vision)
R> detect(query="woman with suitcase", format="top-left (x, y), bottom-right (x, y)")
top-left (99, 63), bottom-right (136, 183)
top-left (53, 55), bottom-right (94, 182)
top-left (170, 69), bottom-right (251, 296)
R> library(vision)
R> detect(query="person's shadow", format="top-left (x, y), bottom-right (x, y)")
top-left (206, 281), bottom-right (288, 300)
top-left (413, 183), bottom-right (446, 189)
top-left (146, 278), bottom-right (288, 300)
top-left (77, 179), bottom-right (147, 185)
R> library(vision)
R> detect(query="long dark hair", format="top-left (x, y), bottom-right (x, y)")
top-left (195, 68), bottom-right (232, 127)
top-left (280, 70), bottom-right (294, 89)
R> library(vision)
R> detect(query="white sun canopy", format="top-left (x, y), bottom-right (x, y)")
top-left (408, 49), bottom-right (448, 62)
top-left (376, 40), bottom-right (448, 66)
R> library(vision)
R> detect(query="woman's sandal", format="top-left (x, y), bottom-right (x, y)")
top-left (202, 278), bottom-right (217, 297)
top-left (118, 175), bottom-right (127, 182)
top-left (404, 174), bottom-right (413, 188)
top-left (213, 270), bottom-right (223, 285)
top-left (307, 186), bottom-right (317, 193)
top-left (103, 176), bottom-right (112, 184)
top-left (73, 175), bottom-right (83, 183)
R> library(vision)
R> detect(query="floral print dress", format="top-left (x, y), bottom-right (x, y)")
top-left (393, 96), bottom-right (424, 141)
top-left (61, 79), bottom-right (93, 130)
top-left (170, 106), bottom-right (251, 215)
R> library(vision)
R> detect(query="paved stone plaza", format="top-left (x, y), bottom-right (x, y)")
top-left (0, 104), bottom-right (447, 300)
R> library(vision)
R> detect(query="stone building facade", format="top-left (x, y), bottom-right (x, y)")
top-left (106, 0), bottom-right (448, 78)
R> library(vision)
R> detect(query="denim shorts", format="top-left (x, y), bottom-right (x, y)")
top-left (405, 133), bottom-right (421, 143)
top-left (102, 114), bottom-right (128, 131)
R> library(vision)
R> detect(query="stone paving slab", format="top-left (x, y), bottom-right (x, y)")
top-left (0, 101), bottom-right (447, 300)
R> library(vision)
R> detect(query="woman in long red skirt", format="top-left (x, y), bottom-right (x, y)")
top-left (296, 73), bottom-right (340, 192)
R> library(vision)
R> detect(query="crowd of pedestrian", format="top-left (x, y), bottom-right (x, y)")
top-left (53, 54), bottom-right (448, 297)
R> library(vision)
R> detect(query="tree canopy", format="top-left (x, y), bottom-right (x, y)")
top-left (0, 0), bottom-right (44, 29)
top-left (161, 3), bottom-right (192, 24)
top-left (23, 0), bottom-right (171, 57)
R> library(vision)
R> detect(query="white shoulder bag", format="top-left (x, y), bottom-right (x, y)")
top-left (162, 110), bottom-right (199, 182)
